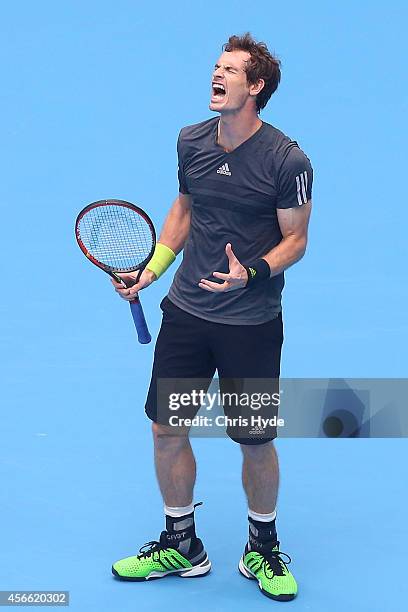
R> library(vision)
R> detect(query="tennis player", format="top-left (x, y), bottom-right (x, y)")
top-left (111, 33), bottom-right (312, 601)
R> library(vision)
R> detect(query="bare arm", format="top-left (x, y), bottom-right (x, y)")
top-left (199, 201), bottom-right (312, 293)
top-left (199, 143), bottom-right (313, 293)
top-left (157, 192), bottom-right (192, 254)
top-left (112, 193), bottom-right (192, 300)
top-left (263, 201), bottom-right (312, 276)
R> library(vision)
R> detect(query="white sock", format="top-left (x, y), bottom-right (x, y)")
top-left (164, 502), bottom-right (194, 518)
top-left (248, 508), bottom-right (277, 522)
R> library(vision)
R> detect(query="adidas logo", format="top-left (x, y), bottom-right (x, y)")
top-left (217, 163), bottom-right (231, 176)
top-left (249, 424), bottom-right (265, 435)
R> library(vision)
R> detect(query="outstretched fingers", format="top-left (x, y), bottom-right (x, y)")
top-left (198, 278), bottom-right (227, 292)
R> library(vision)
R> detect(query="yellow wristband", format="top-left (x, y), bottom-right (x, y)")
top-left (146, 243), bottom-right (176, 279)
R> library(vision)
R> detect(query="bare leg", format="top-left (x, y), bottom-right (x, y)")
top-left (152, 422), bottom-right (196, 507)
top-left (241, 441), bottom-right (279, 513)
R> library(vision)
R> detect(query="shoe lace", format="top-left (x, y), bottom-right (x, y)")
top-left (135, 504), bottom-right (203, 562)
top-left (137, 539), bottom-right (166, 561)
top-left (259, 543), bottom-right (292, 579)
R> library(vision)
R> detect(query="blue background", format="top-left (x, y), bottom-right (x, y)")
top-left (0, 1), bottom-right (407, 610)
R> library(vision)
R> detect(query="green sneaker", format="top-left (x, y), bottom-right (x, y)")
top-left (112, 531), bottom-right (211, 581)
top-left (238, 542), bottom-right (297, 601)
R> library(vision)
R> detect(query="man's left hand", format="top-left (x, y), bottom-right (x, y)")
top-left (198, 243), bottom-right (248, 293)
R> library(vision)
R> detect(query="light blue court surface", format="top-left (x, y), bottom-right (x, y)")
top-left (1, 1), bottom-right (407, 610)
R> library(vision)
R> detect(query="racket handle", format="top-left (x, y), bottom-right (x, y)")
top-left (129, 297), bottom-right (151, 344)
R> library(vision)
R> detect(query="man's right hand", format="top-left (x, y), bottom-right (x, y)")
top-left (111, 269), bottom-right (157, 301)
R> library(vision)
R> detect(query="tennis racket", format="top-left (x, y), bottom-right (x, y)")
top-left (75, 199), bottom-right (156, 344)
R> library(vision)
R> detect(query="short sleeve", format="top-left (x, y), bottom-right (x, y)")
top-left (177, 132), bottom-right (189, 195)
top-left (276, 146), bottom-right (313, 209)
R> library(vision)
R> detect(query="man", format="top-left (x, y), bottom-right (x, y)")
top-left (111, 33), bottom-right (312, 602)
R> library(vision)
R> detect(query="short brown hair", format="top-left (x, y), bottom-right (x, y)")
top-left (223, 33), bottom-right (281, 113)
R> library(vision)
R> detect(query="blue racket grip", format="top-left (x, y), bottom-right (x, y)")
top-left (129, 298), bottom-right (151, 344)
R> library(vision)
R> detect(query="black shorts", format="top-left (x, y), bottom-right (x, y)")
top-left (145, 297), bottom-right (283, 444)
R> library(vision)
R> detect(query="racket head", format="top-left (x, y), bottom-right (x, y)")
top-left (75, 199), bottom-right (156, 274)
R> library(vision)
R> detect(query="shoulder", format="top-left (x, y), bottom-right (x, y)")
top-left (263, 121), bottom-right (310, 158)
top-left (261, 122), bottom-right (312, 167)
top-left (177, 117), bottom-right (218, 159)
top-left (178, 117), bottom-right (218, 144)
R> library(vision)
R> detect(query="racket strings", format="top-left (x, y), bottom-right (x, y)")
top-left (78, 205), bottom-right (154, 271)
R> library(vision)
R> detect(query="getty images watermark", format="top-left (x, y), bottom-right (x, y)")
top-left (157, 378), bottom-right (408, 438)
top-left (157, 381), bottom-right (284, 437)
top-left (168, 389), bottom-right (284, 430)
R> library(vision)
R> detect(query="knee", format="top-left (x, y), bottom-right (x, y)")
top-left (240, 440), bottom-right (273, 459)
top-left (152, 422), bottom-right (189, 451)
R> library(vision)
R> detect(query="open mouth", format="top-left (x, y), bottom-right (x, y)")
top-left (211, 82), bottom-right (226, 102)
